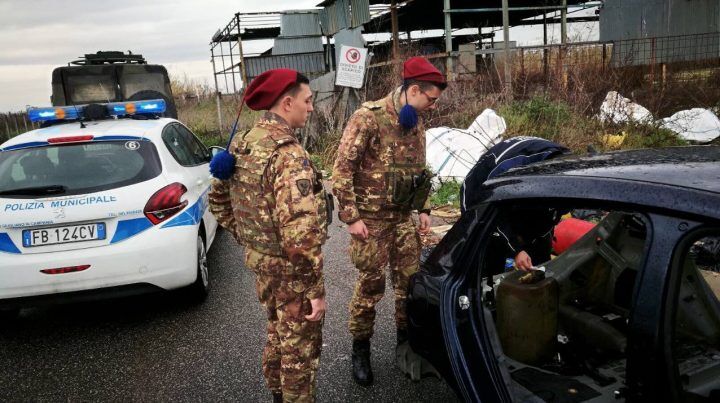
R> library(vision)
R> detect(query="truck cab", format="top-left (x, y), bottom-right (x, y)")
top-left (50, 51), bottom-right (177, 119)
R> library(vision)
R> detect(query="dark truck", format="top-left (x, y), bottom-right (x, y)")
top-left (50, 51), bottom-right (177, 119)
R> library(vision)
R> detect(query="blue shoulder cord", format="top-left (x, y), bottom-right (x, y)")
top-left (209, 100), bottom-right (245, 180)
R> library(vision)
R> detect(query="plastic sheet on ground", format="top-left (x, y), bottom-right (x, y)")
top-left (598, 91), bottom-right (653, 124)
top-left (597, 91), bottom-right (720, 143)
top-left (426, 108), bottom-right (506, 180)
top-left (660, 108), bottom-right (720, 143)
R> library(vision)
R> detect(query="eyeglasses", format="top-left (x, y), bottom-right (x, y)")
top-left (420, 90), bottom-right (439, 105)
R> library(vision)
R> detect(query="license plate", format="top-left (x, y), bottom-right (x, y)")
top-left (22, 223), bottom-right (106, 247)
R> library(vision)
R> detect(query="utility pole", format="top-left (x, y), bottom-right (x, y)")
top-left (444, 0), bottom-right (453, 80)
top-left (502, 0), bottom-right (512, 98)
top-left (391, 0), bottom-right (400, 60)
top-left (560, 0), bottom-right (568, 89)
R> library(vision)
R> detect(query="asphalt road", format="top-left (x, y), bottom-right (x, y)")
top-left (0, 217), bottom-right (459, 402)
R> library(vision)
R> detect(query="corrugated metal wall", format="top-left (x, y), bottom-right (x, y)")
top-left (280, 12), bottom-right (322, 36)
top-left (600, 0), bottom-right (720, 66)
top-left (272, 37), bottom-right (324, 55)
top-left (600, 0), bottom-right (719, 40)
top-left (350, 0), bottom-right (371, 28)
top-left (245, 52), bottom-right (326, 80)
top-left (272, 10), bottom-right (324, 56)
top-left (320, 0), bottom-right (352, 36)
top-left (319, 8), bottom-right (330, 36)
top-left (317, 0), bottom-right (369, 36)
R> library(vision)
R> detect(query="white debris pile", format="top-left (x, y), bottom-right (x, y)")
top-left (598, 91), bottom-right (720, 143)
top-left (661, 108), bottom-right (720, 143)
top-left (426, 109), bottom-right (506, 180)
top-left (598, 91), bottom-right (653, 124)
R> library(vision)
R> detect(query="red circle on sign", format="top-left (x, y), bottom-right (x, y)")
top-left (345, 48), bottom-right (361, 64)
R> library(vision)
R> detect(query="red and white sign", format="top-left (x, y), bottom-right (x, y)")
top-left (336, 45), bottom-right (368, 89)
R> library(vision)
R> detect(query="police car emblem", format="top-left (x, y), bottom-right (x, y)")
top-left (296, 179), bottom-right (311, 197)
top-left (125, 141), bottom-right (140, 150)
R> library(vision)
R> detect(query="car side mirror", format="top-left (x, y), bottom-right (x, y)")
top-left (209, 146), bottom-right (225, 158)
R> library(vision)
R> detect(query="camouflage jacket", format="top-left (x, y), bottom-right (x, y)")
top-left (332, 88), bottom-right (432, 224)
top-left (209, 112), bottom-right (327, 299)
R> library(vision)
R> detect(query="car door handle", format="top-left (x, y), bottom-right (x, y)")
top-left (196, 179), bottom-right (204, 187)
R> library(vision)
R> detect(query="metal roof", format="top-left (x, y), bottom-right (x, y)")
top-left (361, 0), bottom-right (589, 34)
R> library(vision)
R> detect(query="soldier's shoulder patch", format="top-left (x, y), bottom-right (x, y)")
top-left (296, 179), bottom-right (312, 197)
top-left (269, 132), bottom-right (297, 146)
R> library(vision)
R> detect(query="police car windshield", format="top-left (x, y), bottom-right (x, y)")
top-left (0, 141), bottom-right (161, 198)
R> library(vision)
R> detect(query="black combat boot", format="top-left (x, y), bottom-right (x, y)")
top-left (272, 391), bottom-right (283, 403)
top-left (352, 338), bottom-right (373, 386)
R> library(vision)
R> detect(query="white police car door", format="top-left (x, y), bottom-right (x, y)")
top-left (160, 123), bottom-right (217, 240)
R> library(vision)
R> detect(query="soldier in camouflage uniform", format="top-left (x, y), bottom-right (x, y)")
top-left (208, 69), bottom-right (330, 403)
top-left (332, 57), bottom-right (447, 386)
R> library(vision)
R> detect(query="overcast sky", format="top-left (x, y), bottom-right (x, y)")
top-left (0, 1), bottom-right (597, 112)
top-left (0, 0), bottom-right (320, 112)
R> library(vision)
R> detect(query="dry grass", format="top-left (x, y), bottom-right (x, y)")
top-left (173, 46), bottom-right (720, 156)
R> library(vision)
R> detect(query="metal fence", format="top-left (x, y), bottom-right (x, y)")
top-left (365, 31), bottom-right (720, 100)
top-left (0, 112), bottom-right (37, 143)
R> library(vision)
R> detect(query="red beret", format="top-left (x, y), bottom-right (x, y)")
top-left (244, 68), bottom-right (299, 111)
top-left (403, 56), bottom-right (445, 85)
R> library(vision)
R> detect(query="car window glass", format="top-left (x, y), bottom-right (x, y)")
top-left (474, 202), bottom-right (650, 402)
top-left (672, 231), bottom-right (720, 400)
top-left (162, 124), bottom-right (208, 167)
top-left (423, 204), bottom-right (488, 271)
top-left (65, 74), bottom-right (117, 104)
top-left (175, 124), bottom-right (210, 164)
top-left (0, 141), bottom-right (161, 197)
top-left (120, 72), bottom-right (167, 99)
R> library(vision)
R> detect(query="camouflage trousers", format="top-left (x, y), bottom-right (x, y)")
top-left (348, 215), bottom-right (421, 340)
top-left (245, 248), bottom-right (323, 403)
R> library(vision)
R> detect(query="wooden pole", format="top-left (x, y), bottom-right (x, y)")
top-left (444, 0), bottom-right (454, 80)
top-left (211, 47), bottom-right (224, 134)
top-left (560, 0), bottom-right (568, 89)
top-left (391, 0), bottom-right (400, 60)
top-left (236, 13), bottom-right (248, 90)
top-left (502, 0), bottom-right (512, 98)
top-left (543, 12), bottom-right (548, 83)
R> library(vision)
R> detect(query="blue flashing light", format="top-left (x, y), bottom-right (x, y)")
top-left (26, 99), bottom-right (167, 123)
top-left (28, 106), bottom-right (81, 122)
top-left (106, 99), bottom-right (166, 117)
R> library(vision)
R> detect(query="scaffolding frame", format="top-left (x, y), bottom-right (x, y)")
top-left (209, 12), bottom-right (284, 131)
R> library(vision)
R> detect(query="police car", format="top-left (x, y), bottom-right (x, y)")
top-left (0, 100), bottom-right (218, 316)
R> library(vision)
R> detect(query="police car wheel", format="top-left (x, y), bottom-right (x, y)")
top-left (187, 235), bottom-right (209, 301)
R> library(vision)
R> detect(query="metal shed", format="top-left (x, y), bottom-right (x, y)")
top-left (599, 0), bottom-right (720, 65)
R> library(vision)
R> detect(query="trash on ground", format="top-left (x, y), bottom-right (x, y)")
top-left (600, 133), bottom-right (627, 149)
top-left (598, 91), bottom-right (653, 124)
top-left (660, 108), bottom-right (720, 143)
top-left (431, 205), bottom-right (461, 220)
top-left (426, 109), bottom-right (506, 180)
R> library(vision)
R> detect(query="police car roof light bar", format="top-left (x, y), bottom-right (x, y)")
top-left (27, 99), bottom-right (167, 123)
